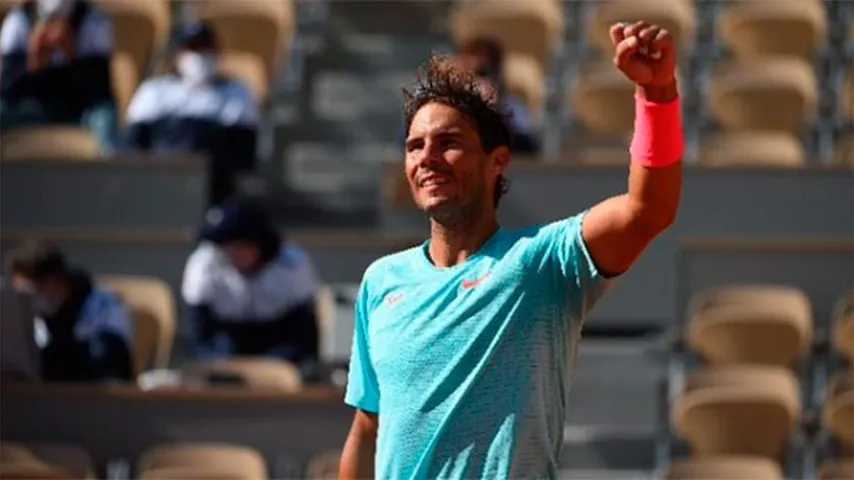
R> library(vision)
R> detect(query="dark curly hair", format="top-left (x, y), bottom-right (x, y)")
top-left (403, 55), bottom-right (511, 207)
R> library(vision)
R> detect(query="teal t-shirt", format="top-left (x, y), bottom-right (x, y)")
top-left (345, 213), bottom-right (610, 479)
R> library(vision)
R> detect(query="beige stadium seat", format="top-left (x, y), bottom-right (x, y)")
top-left (0, 442), bottom-right (95, 479)
top-left (449, 0), bottom-right (564, 69)
top-left (833, 292), bottom-right (854, 364)
top-left (305, 450), bottom-right (341, 479)
top-left (93, 0), bottom-right (170, 106)
top-left (699, 132), bottom-right (805, 168)
top-left (183, 357), bottom-right (303, 392)
top-left (719, 0), bottom-right (827, 60)
top-left (709, 57), bottom-right (818, 133)
top-left (588, 0), bottom-right (696, 56)
top-left (686, 285), bottom-right (813, 367)
top-left (824, 371), bottom-right (854, 454)
top-left (196, 0), bottom-right (295, 104)
top-left (97, 275), bottom-right (176, 376)
top-left (836, 134), bottom-right (854, 167)
top-left (673, 365), bottom-right (801, 458)
top-left (570, 60), bottom-right (635, 135)
top-left (138, 443), bottom-right (267, 480)
top-left (819, 458), bottom-right (854, 480)
top-left (573, 144), bottom-right (632, 166)
top-left (666, 455), bottom-right (784, 479)
top-left (0, 127), bottom-right (101, 161)
top-left (842, 68), bottom-right (853, 123)
top-left (504, 53), bottom-right (545, 117)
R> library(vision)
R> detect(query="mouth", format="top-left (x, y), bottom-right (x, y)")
top-left (418, 173), bottom-right (453, 188)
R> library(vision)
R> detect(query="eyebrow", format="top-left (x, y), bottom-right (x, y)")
top-left (406, 127), bottom-right (466, 144)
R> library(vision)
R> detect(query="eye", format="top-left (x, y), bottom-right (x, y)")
top-left (406, 140), bottom-right (423, 153)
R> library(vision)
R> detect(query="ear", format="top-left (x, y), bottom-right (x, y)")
top-left (490, 145), bottom-right (511, 176)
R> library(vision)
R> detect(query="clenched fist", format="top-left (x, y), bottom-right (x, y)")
top-left (610, 21), bottom-right (677, 102)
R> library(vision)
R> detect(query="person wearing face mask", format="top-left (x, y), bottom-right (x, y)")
top-left (181, 199), bottom-right (320, 369)
top-left (0, 0), bottom-right (118, 151)
top-left (455, 38), bottom-right (539, 154)
top-left (126, 23), bottom-right (259, 206)
top-left (6, 243), bottom-right (133, 382)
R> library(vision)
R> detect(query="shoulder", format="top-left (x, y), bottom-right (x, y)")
top-left (361, 244), bottom-right (423, 289)
top-left (80, 288), bottom-right (132, 339)
top-left (185, 241), bottom-right (227, 273)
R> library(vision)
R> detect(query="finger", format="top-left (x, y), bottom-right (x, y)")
top-left (624, 21), bottom-right (648, 39)
top-left (614, 35), bottom-right (639, 67)
top-left (650, 29), bottom-right (674, 58)
top-left (609, 22), bottom-right (627, 46)
top-left (638, 26), bottom-right (661, 47)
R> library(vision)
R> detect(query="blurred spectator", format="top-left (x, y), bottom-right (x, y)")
top-left (7, 243), bottom-right (133, 382)
top-left (126, 23), bottom-right (258, 206)
top-left (182, 200), bottom-right (320, 366)
top-left (0, 0), bottom-right (118, 151)
top-left (456, 38), bottom-right (539, 153)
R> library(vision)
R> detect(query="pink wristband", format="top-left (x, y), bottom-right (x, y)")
top-left (629, 93), bottom-right (684, 168)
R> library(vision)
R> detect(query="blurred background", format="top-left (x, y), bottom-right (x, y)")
top-left (0, 0), bottom-right (852, 478)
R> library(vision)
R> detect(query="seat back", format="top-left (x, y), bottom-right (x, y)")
top-left (833, 291), bottom-right (854, 364)
top-left (824, 371), bottom-right (854, 454)
top-left (196, 0), bottom-right (295, 100)
top-left (93, 0), bottom-right (170, 84)
top-left (673, 366), bottom-right (800, 459)
top-left (570, 60), bottom-right (635, 135)
top-left (98, 275), bottom-right (175, 375)
top-left (305, 450), bottom-right (341, 479)
top-left (504, 53), bottom-right (545, 116)
top-left (719, 0), bottom-right (827, 60)
top-left (699, 132), bottom-right (805, 168)
top-left (0, 127), bottom-right (101, 161)
top-left (449, 0), bottom-right (563, 69)
top-left (687, 285), bottom-right (813, 367)
top-left (666, 455), bottom-right (784, 479)
top-left (138, 443), bottom-right (267, 480)
top-left (183, 357), bottom-right (303, 393)
top-left (819, 458), bottom-right (854, 480)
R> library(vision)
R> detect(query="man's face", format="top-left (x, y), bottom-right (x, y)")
top-left (223, 240), bottom-right (262, 274)
top-left (404, 102), bottom-right (507, 222)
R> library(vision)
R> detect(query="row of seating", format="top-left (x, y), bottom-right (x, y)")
top-left (668, 285), bottom-right (854, 479)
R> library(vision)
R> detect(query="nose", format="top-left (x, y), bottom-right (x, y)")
top-left (415, 139), bottom-right (443, 170)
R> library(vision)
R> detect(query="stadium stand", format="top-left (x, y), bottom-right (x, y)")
top-left (137, 443), bottom-right (267, 480)
top-left (823, 371), bottom-right (854, 454)
top-left (698, 131), bottom-right (806, 168)
top-left (98, 274), bottom-right (176, 376)
top-left (0, 442), bottom-right (95, 479)
top-left (665, 455), bottom-right (784, 480)
top-left (686, 285), bottom-right (813, 367)
top-left (833, 292), bottom-right (854, 365)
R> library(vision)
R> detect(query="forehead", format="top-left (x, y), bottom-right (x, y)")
top-left (407, 102), bottom-right (479, 140)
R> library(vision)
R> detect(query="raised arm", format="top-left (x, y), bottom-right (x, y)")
top-left (583, 21), bottom-right (683, 277)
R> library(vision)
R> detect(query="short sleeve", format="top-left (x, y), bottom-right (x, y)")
top-left (533, 211), bottom-right (611, 320)
top-left (126, 79), bottom-right (163, 124)
top-left (0, 9), bottom-right (30, 55)
top-left (344, 281), bottom-right (380, 413)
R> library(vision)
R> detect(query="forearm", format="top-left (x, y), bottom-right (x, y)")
top-left (340, 411), bottom-right (377, 479)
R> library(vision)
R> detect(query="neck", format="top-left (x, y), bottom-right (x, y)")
top-left (428, 212), bottom-right (499, 268)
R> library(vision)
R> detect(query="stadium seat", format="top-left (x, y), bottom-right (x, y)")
top-left (587, 0), bottom-right (696, 56)
top-left (449, 0), bottom-right (564, 69)
top-left (718, 0), bottom-right (827, 60)
top-left (709, 57), bottom-right (818, 133)
top-left (698, 132), bottom-right (805, 168)
top-left (823, 371), bottom-right (854, 454)
top-left (305, 450), bottom-right (341, 479)
top-left (0, 127), bottom-right (101, 161)
top-left (138, 443), bottom-right (267, 480)
top-left (0, 442), bottom-right (95, 479)
top-left (842, 68), bottom-right (854, 122)
top-left (504, 53), bottom-right (545, 117)
top-left (573, 144), bottom-right (632, 166)
top-left (183, 357), bottom-right (303, 392)
top-left (111, 51), bottom-right (140, 124)
top-left (837, 134), bottom-right (854, 167)
top-left (819, 458), bottom-right (854, 480)
top-left (97, 275), bottom-right (176, 376)
top-left (833, 291), bottom-right (854, 364)
top-left (666, 455), bottom-right (784, 479)
top-left (672, 365), bottom-right (801, 459)
top-left (686, 285), bottom-right (813, 367)
top-left (195, 0), bottom-right (296, 104)
top-left (218, 52), bottom-right (269, 104)
top-left (570, 60), bottom-right (635, 135)
top-left (93, 0), bottom-right (170, 106)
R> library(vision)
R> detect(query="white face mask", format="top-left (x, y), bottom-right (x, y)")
top-left (37, 0), bottom-right (74, 20)
top-left (177, 52), bottom-right (217, 85)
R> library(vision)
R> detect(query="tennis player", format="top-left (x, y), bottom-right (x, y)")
top-left (340, 21), bottom-right (683, 479)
